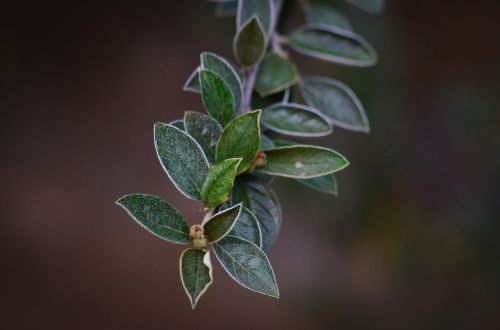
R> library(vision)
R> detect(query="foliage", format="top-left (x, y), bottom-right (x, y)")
top-left (117, 0), bottom-right (382, 308)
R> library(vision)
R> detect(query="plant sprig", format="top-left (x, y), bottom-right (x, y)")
top-left (117, 0), bottom-right (382, 308)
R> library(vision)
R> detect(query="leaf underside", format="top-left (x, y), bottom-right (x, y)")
top-left (180, 248), bottom-right (213, 308)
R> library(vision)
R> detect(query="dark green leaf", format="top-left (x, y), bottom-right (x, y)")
top-left (296, 174), bottom-right (338, 195)
top-left (116, 194), bottom-right (190, 244)
top-left (215, 0), bottom-right (238, 17)
top-left (154, 123), bottom-right (209, 200)
top-left (255, 53), bottom-right (297, 97)
top-left (169, 119), bottom-right (185, 130)
top-left (201, 52), bottom-right (243, 110)
top-left (180, 248), bottom-right (213, 308)
top-left (305, 2), bottom-right (353, 30)
top-left (184, 111), bottom-right (223, 164)
top-left (183, 67), bottom-right (200, 93)
top-left (343, 0), bottom-right (385, 15)
top-left (231, 175), bottom-right (282, 251)
top-left (261, 103), bottom-right (332, 137)
top-left (237, 0), bottom-right (274, 38)
top-left (299, 76), bottom-right (369, 132)
top-left (202, 203), bottom-right (242, 243)
top-left (213, 235), bottom-right (279, 298)
top-left (229, 206), bottom-right (262, 248)
top-left (234, 17), bottom-right (266, 67)
top-left (251, 90), bottom-right (288, 110)
top-left (216, 110), bottom-right (261, 174)
top-left (257, 145), bottom-right (349, 178)
top-left (199, 69), bottom-right (236, 127)
top-left (287, 24), bottom-right (377, 67)
top-left (201, 158), bottom-right (242, 209)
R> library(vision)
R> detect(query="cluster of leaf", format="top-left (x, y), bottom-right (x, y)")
top-left (117, 0), bottom-right (382, 308)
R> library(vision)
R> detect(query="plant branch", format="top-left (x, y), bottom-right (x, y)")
top-left (240, 0), bottom-right (284, 113)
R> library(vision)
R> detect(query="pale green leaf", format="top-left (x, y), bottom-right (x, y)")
top-left (213, 235), bottom-right (279, 298)
top-left (201, 52), bottom-right (243, 110)
top-left (305, 2), bottom-right (353, 30)
top-left (154, 123), bottom-right (209, 200)
top-left (261, 103), bottom-right (332, 137)
top-left (116, 194), bottom-right (190, 244)
top-left (199, 69), bottom-right (236, 127)
top-left (216, 110), bottom-right (261, 174)
top-left (237, 0), bottom-right (274, 38)
top-left (231, 175), bottom-right (281, 251)
top-left (287, 24), bottom-right (377, 67)
top-left (201, 158), bottom-right (242, 209)
top-left (296, 174), bottom-right (338, 195)
top-left (299, 76), bottom-right (369, 132)
top-left (234, 17), bottom-right (266, 67)
top-left (202, 203), bottom-right (242, 243)
top-left (256, 145), bottom-right (349, 178)
top-left (180, 248), bottom-right (213, 308)
top-left (229, 206), bottom-right (262, 248)
top-left (344, 0), bottom-right (385, 15)
top-left (184, 111), bottom-right (223, 164)
top-left (255, 53), bottom-right (298, 97)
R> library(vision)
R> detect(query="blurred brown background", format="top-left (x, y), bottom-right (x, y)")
top-left (2, 0), bottom-right (499, 329)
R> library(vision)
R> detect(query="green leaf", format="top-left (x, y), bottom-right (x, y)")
top-left (180, 248), bottom-right (213, 309)
top-left (296, 174), bottom-right (338, 195)
top-left (305, 2), bottom-right (353, 31)
top-left (216, 110), bottom-right (261, 174)
top-left (201, 52), bottom-right (243, 110)
top-left (234, 17), bottom-right (266, 67)
top-left (116, 194), bottom-right (190, 244)
top-left (169, 119), bottom-right (185, 130)
top-left (183, 67), bottom-right (200, 93)
top-left (287, 24), bottom-right (377, 67)
top-left (255, 53), bottom-right (298, 97)
top-left (215, 0), bottom-right (238, 17)
top-left (202, 203), bottom-right (242, 243)
top-left (229, 206), bottom-right (262, 248)
top-left (343, 0), bottom-right (385, 15)
top-left (251, 89), bottom-right (289, 110)
top-left (154, 123), bottom-right (209, 200)
top-left (267, 138), bottom-right (339, 194)
top-left (256, 145), bottom-right (349, 178)
top-left (237, 0), bottom-right (274, 38)
top-left (213, 235), bottom-right (279, 298)
top-left (231, 175), bottom-right (282, 251)
top-left (299, 76), bottom-right (369, 132)
top-left (184, 111), bottom-right (223, 164)
top-left (260, 134), bottom-right (275, 151)
top-left (201, 158), bottom-right (242, 209)
top-left (261, 103), bottom-right (332, 137)
top-left (199, 69), bottom-right (236, 127)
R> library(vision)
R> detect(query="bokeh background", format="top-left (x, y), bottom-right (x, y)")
top-left (2, 0), bottom-right (499, 329)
